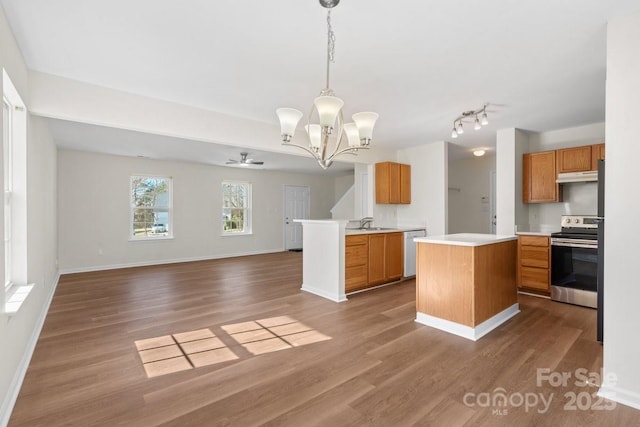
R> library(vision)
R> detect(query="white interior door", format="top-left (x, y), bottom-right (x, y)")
top-left (284, 185), bottom-right (310, 250)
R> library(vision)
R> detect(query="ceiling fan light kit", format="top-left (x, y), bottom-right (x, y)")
top-left (226, 152), bottom-right (264, 166)
top-left (451, 104), bottom-right (490, 139)
top-left (276, 0), bottom-right (378, 170)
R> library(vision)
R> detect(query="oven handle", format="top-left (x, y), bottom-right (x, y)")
top-left (551, 239), bottom-right (598, 249)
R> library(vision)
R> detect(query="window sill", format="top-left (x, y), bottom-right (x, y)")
top-left (4, 284), bottom-right (35, 316)
top-left (221, 232), bottom-right (253, 237)
top-left (129, 236), bottom-right (175, 242)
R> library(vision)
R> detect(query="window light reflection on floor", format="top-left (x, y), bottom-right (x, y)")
top-left (134, 316), bottom-right (331, 378)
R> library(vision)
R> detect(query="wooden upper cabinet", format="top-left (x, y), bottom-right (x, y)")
top-left (375, 162), bottom-right (411, 204)
top-left (523, 151), bottom-right (561, 203)
top-left (400, 164), bottom-right (411, 204)
top-left (591, 143), bottom-right (605, 170)
top-left (556, 146), bottom-right (592, 173)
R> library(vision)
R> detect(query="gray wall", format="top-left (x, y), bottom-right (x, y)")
top-left (58, 149), bottom-right (338, 272)
top-left (1, 5), bottom-right (59, 419)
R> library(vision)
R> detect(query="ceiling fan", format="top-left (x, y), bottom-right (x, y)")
top-left (226, 152), bottom-right (264, 166)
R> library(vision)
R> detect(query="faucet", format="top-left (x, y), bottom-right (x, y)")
top-left (359, 217), bottom-right (374, 229)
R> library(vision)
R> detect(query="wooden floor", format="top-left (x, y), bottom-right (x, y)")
top-left (9, 252), bottom-right (640, 426)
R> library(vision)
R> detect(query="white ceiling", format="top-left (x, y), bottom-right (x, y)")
top-left (2, 0), bottom-right (639, 168)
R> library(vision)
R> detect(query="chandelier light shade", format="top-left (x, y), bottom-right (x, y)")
top-left (450, 104), bottom-right (490, 139)
top-left (276, 108), bottom-right (304, 142)
top-left (276, 0), bottom-right (378, 169)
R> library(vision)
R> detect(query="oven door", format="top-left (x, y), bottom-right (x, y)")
top-left (551, 239), bottom-right (598, 308)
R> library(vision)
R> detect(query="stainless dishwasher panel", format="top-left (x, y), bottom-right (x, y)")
top-left (404, 229), bottom-right (426, 277)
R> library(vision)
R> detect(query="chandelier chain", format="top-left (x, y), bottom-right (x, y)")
top-left (327, 10), bottom-right (335, 64)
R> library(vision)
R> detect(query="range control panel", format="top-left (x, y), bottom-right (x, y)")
top-left (561, 215), bottom-right (601, 229)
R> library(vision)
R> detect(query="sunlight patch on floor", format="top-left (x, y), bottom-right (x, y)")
top-left (135, 317), bottom-right (331, 378)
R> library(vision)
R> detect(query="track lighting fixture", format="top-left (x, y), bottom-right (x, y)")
top-left (450, 104), bottom-right (489, 139)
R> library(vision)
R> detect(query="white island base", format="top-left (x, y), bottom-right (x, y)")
top-left (416, 304), bottom-right (520, 341)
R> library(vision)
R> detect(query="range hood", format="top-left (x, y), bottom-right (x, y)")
top-left (556, 171), bottom-right (598, 183)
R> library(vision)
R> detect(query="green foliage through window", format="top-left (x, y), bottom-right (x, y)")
top-left (131, 176), bottom-right (171, 238)
top-left (222, 182), bottom-right (251, 234)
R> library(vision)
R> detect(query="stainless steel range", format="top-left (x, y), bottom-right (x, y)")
top-left (550, 215), bottom-right (601, 309)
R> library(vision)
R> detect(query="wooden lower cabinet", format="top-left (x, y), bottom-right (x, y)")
top-left (517, 235), bottom-right (551, 293)
top-left (345, 235), bottom-right (369, 292)
top-left (345, 232), bottom-right (404, 293)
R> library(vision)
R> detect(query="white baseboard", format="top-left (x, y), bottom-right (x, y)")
top-left (598, 384), bottom-right (640, 411)
top-left (59, 248), bottom-right (285, 274)
top-left (301, 284), bottom-right (347, 303)
top-left (0, 272), bottom-right (60, 427)
top-left (415, 303), bottom-right (520, 341)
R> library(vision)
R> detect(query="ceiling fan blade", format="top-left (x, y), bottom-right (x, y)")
top-left (246, 160), bottom-right (264, 165)
top-left (225, 159), bottom-right (238, 164)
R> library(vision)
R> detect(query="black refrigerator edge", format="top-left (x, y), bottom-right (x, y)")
top-left (597, 159), bottom-right (605, 342)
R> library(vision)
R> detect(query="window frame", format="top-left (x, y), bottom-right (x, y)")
top-left (129, 175), bottom-right (173, 241)
top-left (221, 181), bottom-right (252, 236)
top-left (3, 97), bottom-right (12, 291)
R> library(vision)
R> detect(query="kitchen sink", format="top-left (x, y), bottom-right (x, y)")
top-left (361, 227), bottom-right (396, 231)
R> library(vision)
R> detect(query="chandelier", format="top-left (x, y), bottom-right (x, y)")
top-left (276, 0), bottom-right (379, 170)
top-left (451, 104), bottom-right (489, 139)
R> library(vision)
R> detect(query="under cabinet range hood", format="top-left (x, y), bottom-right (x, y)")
top-left (556, 171), bottom-right (598, 183)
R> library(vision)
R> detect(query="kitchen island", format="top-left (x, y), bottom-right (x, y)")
top-left (414, 233), bottom-right (518, 341)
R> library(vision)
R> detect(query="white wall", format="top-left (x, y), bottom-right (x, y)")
top-left (29, 72), bottom-right (398, 166)
top-left (333, 173), bottom-right (354, 204)
top-left (601, 10), bottom-right (640, 410)
top-left (528, 122), bottom-right (605, 151)
top-left (0, 6), bottom-right (59, 422)
top-left (397, 142), bottom-right (448, 234)
top-left (57, 150), bottom-right (337, 272)
top-left (448, 154), bottom-right (495, 233)
top-left (496, 128), bottom-right (529, 235)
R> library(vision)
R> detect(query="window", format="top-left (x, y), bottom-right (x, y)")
top-left (3, 97), bottom-right (12, 290)
top-left (3, 69), bottom-right (28, 312)
top-left (130, 176), bottom-right (172, 239)
top-left (222, 182), bottom-right (251, 235)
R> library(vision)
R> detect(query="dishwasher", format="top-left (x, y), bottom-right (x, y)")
top-left (404, 229), bottom-right (426, 277)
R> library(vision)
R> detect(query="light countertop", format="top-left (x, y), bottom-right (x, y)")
top-left (345, 226), bottom-right (426, 235)
top-left (516, 231), bottom-right (556, 236)
top-left (414, 233), bottom-right (517, 247)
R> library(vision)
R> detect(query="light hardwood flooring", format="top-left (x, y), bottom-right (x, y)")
top-left (9, 252), bottom-right (640, 426)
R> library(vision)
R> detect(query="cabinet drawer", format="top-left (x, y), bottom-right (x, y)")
top-left (346, 235), bottom-right (368, 246)
top-left (520, 246), bottom-right (549, 268)
top-left (345, 265), bottom-right (368, 292)
top-left (519, 266), bottom-right (549, 291)
top-left (519, 235), bottom-right (549, 247)
top-left (345, 244), bottom-right (368, 266)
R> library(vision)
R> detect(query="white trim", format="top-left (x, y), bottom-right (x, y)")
top-left (0, 273), bottom-right (60, 426)
top-left (598, 384), bottom-right (640, 411)
top-left (300, 284), bottom-right (347, 303)
top-left (58, 248), bottom-right (285, 275)
top-left (415, 303), bottom-right (520, 341)
top-left (518, 290), bottom-right (551, 299)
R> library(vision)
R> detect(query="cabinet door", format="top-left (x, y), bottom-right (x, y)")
top-left (591, 143), bottom-right (605, 170)
top-left (389, 163), bottom-right (401, 203)
top-left (523, 151), bottom-right (561, 203)
top-left (375, 162), bottom-right (390, 204)
top-left (519, 266), bottom-right (550, 291)
top-left (368, 234), bottom-right (386, 285)
top-left (385, 233), bottom-right (404, 280)
top-left (400, 164), bottom-right (411, 204)
top-left (557, 146), bottom-right (592, 173)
